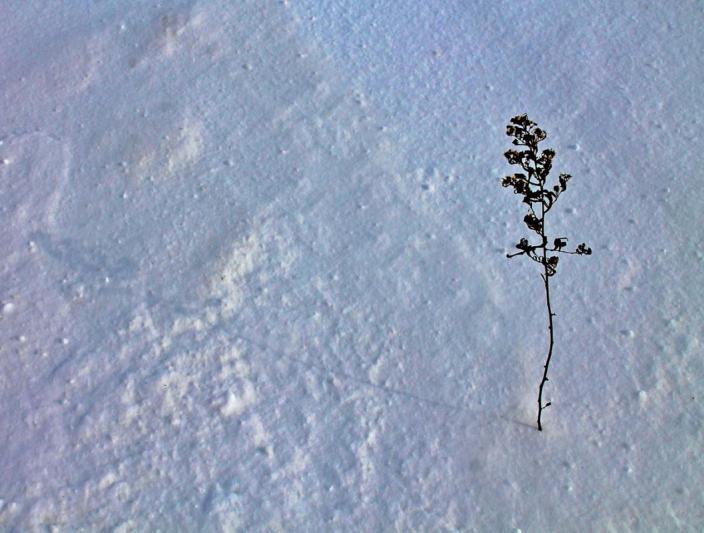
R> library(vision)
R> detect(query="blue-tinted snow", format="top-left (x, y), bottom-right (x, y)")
top-left (0, 0), bottom-right (702, 530)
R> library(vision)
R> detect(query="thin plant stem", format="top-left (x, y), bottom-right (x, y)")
top-left (537, 270), bottom-right (554, 431)
top-left (536, 141), bottom-right (553, 431)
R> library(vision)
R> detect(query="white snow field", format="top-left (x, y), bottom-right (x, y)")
top-left (1, 0), bottom-right (702, 530)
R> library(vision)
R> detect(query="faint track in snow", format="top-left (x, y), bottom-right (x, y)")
top-left (229, 331), bottom-right (504, 425)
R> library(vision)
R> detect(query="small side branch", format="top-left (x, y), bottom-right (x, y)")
top-left (506, 250), bottom-right (526, 259)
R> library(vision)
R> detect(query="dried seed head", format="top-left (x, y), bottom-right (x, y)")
top-left (504, 149), bottom-right (521, 164)
top-left (511, 114), bottom-right (529, 126)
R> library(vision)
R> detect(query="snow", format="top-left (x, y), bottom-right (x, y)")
top-left (1, 0), bottom-right (703, 530)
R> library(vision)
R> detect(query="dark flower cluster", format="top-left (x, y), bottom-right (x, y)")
top-left (501, 114), bottom-right (591, 276)
top-left (501, 173), bottom-right (529, 195)
top-left (503, 115), bottom-right (558, 182)
top-left (575, 243), bottom-right (592, 255)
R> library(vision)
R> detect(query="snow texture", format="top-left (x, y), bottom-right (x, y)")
top-left (1, 0), bottom-right (703, 530)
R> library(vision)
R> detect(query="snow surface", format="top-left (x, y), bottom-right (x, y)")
top-left (1, 0), bottom-right (703, 530)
